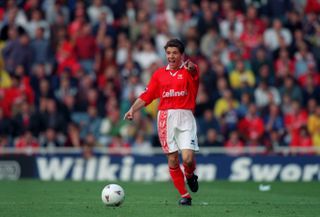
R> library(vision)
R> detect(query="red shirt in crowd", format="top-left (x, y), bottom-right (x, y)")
top-left (15, 135), bottom-right (40, 149)
top-left (305, 0), bottom-right (320, 13)
top-left (224, 139), bottom-right (244, 155)
top-left (74, 35), bottom-right (97, 60)
top-left (284, 110), bottom-right (308, 147)
top-left (139, 63), bottom-right (199, 111)
top-left (238, 115), bottom-right (265, 140)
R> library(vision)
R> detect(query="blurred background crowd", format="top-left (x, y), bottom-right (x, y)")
top-left (0, 0), bottom-right (320, 155)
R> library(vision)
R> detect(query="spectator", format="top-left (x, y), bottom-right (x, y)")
top-left (74, 22), bottom-right (98, 74)
top-left (30, 27), bottom-right (50, 66)
top-left (43, 98), bottom-right (67, 133)
top-left (220, 9), bottom-right (243, 40)
top-left (250, 48), bottom-right (274, 81)
top-left (238, 103), bottom-right (265, 145)
top-left (254, 80), bottom-right (281, 109)
top-left (99, 109), bottom-right (128, 145)
top-left (306, 98), bottom-right (318, 115)
top-left (2, 33), bottom-right (33, 74)
top-left (0, 1), bottom-right (27, 41)
top-left (224, 130), bottom-right (244, 155)
top-left (64, 122), bottom-right (82, 147)
top-left (308, 105), bottom-right (320, 153)
top-left (237, 92), bottom-right (251, 118)
top-left (0, 62), bottom-right (12, 88)
top-left (290, 126), bottom-right (313, 154)
top-left (121, 73), bottom-right (145, 102)
top-left (279, 76), bottom-right (303, 105)
top-left (116, 32), bottom-right (132, 66)
top-left (244, 5), bottom-right (266, 34)
top-left (274, 49), bottom-right (295, 83)
top-left (133, 41), bottom-right (161, 70)
top-left (0, 134), bottom-right (11, 150)
top-left (284, 100), bottom-right (308, 147)
top-left (108, 134), bottom-right (131, 156)
top-left (131, 130), bottom-right (153, 156)
top-left (96, 47), bottom-right (117, 76)
top-left (214, 89), bottom-right (239, 119)
top-left (125, 110), bottom-right (154, 142)
top-left (302, 74), bottom-right (320, 106)
top-left (265, 0), bottom-right (292, 19)
top-left (214, 89), bottom-right (240, 136)
top-left (305, 0), bottom-right (320, 14)
top-left (205, 60), bottom-right (228, 102)
top-left (294, 43), bottom-right (316, 80)
top-left (239, 21), bottom-right (263, 50)
top-left (0, 107), bottom-right (13, 138)
top-left (285, 10), bottom-right (303, 35)
top-left (54, 74), bottom-right (77, 102)
top-left (45, 0), bottom-right (70, 25)
top-left (34, 78), bottom-right (54, 107)
top-left (200, 28), bottom-right (220, 60)
top-left (264, 130), bottom-right (283, 152)
top-left (197, 3), bottom-right (219, 38)
top-left (203, 128), bottom-right (223, 147)
top-left (27, 8), bottom-right (50, 39)
top-left (55, 35), bottom-right (81, 76)
top-left (194, 83), bottom-right (212, 118)
top-left (87, 0), bottom-right (114, 26)
top-left (12, 100), bottom-right (42, 137)
top-left (41, 127), bottom-right (62, 148)
top-left (15, 129), bottom-right (39, 149)
top-left (263, 104), bottom-right (285, 137)
top-left (229, 60), bottom-right (255, 90)
top-left (281, 93), bottom-right (294, 116)
top-left (68, 1), bottom-right (87, 39)
top-left (197, 108), bottom-right (220, 144)
top-left (82, 133), bottom-right (96, 159)
top-left (263, 19), bottom-right (292, 51)
top-left (78, 105), bottom-right (101, 140)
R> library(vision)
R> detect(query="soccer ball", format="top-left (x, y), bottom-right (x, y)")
top-left (101, 184), bottom-right (125, 206)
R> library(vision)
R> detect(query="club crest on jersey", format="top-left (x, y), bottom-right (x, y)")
top-left (177, 74), bottom-right (183, 79)
top-left (162, 89), bottom-right (187, 98)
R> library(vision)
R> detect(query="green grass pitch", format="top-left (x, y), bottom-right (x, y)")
top-left (0, 180), bottom-right (319, 217)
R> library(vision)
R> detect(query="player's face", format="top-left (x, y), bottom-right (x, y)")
top-left (166, 47), bottom-right (183, 70)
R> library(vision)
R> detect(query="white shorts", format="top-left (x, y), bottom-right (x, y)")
top-left (157, 109), bottom-right (199, 154)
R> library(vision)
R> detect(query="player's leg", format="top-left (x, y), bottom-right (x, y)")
top-left (158, 110), bottom-right (191, 205)
top-left (167, 151), bottom-right (192, 205)
top-left (174, 110), bottom-right (199, 192)
top-left (181, 149), bottom-right (198, 192)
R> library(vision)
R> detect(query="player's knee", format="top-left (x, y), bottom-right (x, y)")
top-left (168, 159), bottom-right (179, 168)
top-left (167, 154), bottom-right (179, 168)
top-left (182, 156), bottom-right (193, 166)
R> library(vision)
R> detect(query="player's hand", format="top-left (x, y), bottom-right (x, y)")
top-left (184, 60), bottom-right (196, 74)
top-left (123, 109), bottom-right (134, 121)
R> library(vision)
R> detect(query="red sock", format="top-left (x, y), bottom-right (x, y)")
top-left (183, 160), bottom-right (196, 179)
top-left (169, 166), bottom-right (190, 198)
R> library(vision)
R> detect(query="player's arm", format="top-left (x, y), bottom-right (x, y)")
top-left (124, 71), bottom-right (159, 121)
top-left (184, 60), bottom-right (198, 76)
top-left (123, 98), bottom-right (146, 121)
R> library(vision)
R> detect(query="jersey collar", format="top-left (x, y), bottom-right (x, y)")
top-left (165, 61), bottom-right (185, 71)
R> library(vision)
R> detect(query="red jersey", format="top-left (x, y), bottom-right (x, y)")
top-left (139, 64), bottom-right (199, 111)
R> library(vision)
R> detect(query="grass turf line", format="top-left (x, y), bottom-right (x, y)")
top-left (0, 180), bottom-right (319, 217)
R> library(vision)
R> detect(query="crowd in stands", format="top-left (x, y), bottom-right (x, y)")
top-left (0, 0), bottom-right (320, 155)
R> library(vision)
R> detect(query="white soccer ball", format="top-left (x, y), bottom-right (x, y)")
top-left (101, 184), bottom-right (125, 206)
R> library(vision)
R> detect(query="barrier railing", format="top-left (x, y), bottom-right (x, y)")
top-left (0, 146), bottom-right (319, 155)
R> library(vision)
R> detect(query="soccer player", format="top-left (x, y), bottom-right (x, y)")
top-left (124, 39), bottom-right (199, 206)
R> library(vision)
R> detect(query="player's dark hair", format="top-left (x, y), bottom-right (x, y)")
top-left (164, 38), bottom-right (185, 54)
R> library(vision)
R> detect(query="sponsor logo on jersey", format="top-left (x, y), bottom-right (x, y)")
top-left (162, 89), bottom-right (187, 98)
